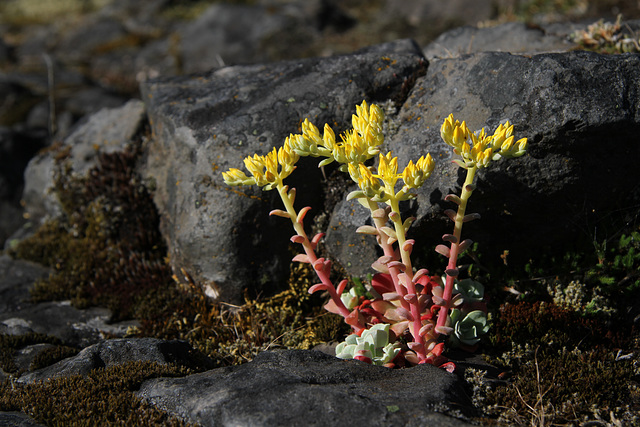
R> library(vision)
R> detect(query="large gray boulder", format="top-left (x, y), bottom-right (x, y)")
top-left (138, 349), bottom-right (475, 427)
top-left (326, 50), bottom-right (640, 277)
top-left (140, 39), bottom-right (428, 303)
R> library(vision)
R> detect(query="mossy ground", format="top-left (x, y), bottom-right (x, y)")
top-left (5, 126), bottom-right (639, 425)
top-left (2, 134), bottom-right (349, 424)
top-left (461, 227), bottom-right (640, 425)
top-left (0, 361), bottom-right (195, 426)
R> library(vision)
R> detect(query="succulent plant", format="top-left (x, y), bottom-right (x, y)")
top-left (335, 323), bottom-right (401, 366)
top-left (222, 101), bottom-right (526, 368)
top-left (448, 309), bottom-right (490, 347)
top-left (453, 278), bottom-right (485, 303)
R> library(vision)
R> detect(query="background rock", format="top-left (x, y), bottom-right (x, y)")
top-left (21, 99), bottom-right (146, 226)
top-left (177, 2), bottom-right (322, 74)
top-left (0, 412), bottom-right (42, 427)
top-left (326, 50), bottom-right (640, 277)
top-left (1, 301), bottom-right (139, 350)
top-left (0, 254), bottom-right (50, 314)
top-left (423, 21), bottom-right (572, 59)
top-left (18, 338), bottom-right (206, 384)
top-left (140, 39), bottom-right (427, 303)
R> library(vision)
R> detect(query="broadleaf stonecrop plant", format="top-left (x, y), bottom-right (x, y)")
top-left (223, 101), bottom-right (527, 368)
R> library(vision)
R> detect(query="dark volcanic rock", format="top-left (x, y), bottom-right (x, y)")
top-left (18, 338), bottom-right (204, 384)
top-left (21, 99), bottom-right (146, 225)
top-left (423, 21), bottom-right (573, 58)
top-left (327, 50), bottom-right (640, 277)
top-left (140, 39), bottom-right (428, 303)
top-left (138, 349), bottom-right (475, 427)
top-left (0, 412), bottom-right (43, 427)
top-left (0, 254), bottom-right (50, 314)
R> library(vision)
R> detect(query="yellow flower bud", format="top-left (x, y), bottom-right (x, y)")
top-left (322, 123), bottom-right (335, 150)
top-left (222, 168), bottom-right (255, 186)
top-left (401, 154), bottom-right (434, 189)
top-left (440, 114), bottom-right (456, 146)
top-left (517, 137), bottom-right (528, 152)
top-left (452, 125), bottom-right (468, 152)
top-left (377, 152), bottom-right (399, 187)
top-left (301, 119), bottom-right (322, 146)
top-left (348, 162), bottom-right (383, 199)
top-left (441, 114), bottom-right (527, 169)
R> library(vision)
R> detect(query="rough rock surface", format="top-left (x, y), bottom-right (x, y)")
top-left (140, 39), bottom-right (428, 303)
top-left (0, 411), bottom-right (42, 427)
top-left (327, 50), bottom-right (640, 277)
top-left (17, 338), bottom-right (204, 384)
top-left (138, 349), bottom-right (475, 427)
top-left (0, 255), bottom-right (49, 315)
top-left (20, 99), bottom-right (146, 227)
top-left (0, 255), bottom-right (140, 367)
top-left (423, 21), bottom-right (573, 58)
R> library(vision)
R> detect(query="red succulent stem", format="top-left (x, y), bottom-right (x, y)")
top-left (436, 166), bottom-right (477, 332)
top-left (275, 184), bottom-right (365, 333)
top-left (365, 200), bottom-right (410, 310)
top-left (388, 197), bottom-right (428, 362)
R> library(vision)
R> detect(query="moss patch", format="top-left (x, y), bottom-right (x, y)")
top-left (10, 133), bottom-right (349, 370)
top-left (0, 361), bottom-right (194, 426)
top-left (0, 333), bottom-right (74, 375)
top-left (144, 263), bottom-right (348, 367)
top-left (13, 140), bottom-right (174, 322)
top-left (467, 225), bottom-right (640, 425)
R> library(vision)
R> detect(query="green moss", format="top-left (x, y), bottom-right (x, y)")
top-left (461, 223), bottom-right (640, 425)
top-left (0, 333), bottom-right (66, 375)
top-left (146, 262), bottom-right (349, 367)
top-left (587, 230), bottom-right (640, 294)
top-left (481, 348), bottom-right (639, 425)
top-left (12, 141), bottom-right (175, 322)
top-left (474, 299), bottom-right (639, 425)
top-left (0, 361), bottom-right (194, 426)
top-left (30, 345), bottom-right (79, 371)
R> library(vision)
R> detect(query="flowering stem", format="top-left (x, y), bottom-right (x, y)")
top-left (436, 166), bottom-right (477, 331)
top-left (364, 199), bottom-right (409, 307)
top-left (388, 196), bottom-right (426, 362)
top-left (276, 183), bottom-right (363, 331)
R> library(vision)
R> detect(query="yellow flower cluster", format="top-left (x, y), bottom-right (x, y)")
top-left (222, 136), bottom-right (300, 189)
top-left (289, 101), bottom-right (385, 170)
top-left (402, 154), bottom-right (435, 189)
top-left (223, 100), bottom-right (437, 202)
top-left (440, 114), bottom-right (528, 169)
top-left (347, 151), bottom-right (435, 202)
